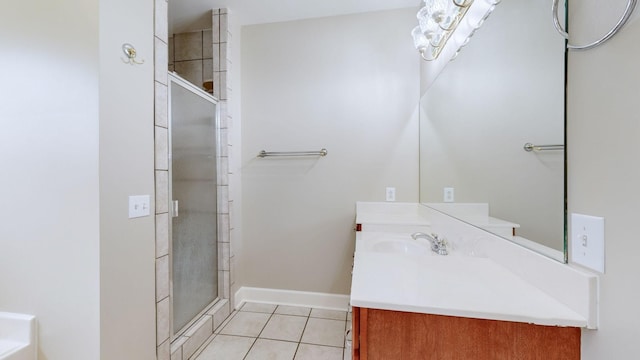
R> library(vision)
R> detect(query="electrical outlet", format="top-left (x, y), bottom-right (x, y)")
top-left (129, 195), bottom-right (151, 218)
top-left (386, 187), bottom-right (396, 202)
top-left (571, 213), bottom-right (605, 273)
top-left (444, 187), bottom-right (454, 202)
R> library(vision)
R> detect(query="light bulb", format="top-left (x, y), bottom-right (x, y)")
top-left (417, 6), bottom-right (430, 22)
top-left (425, 0), bottom-right (463, 30)
top-left (411, 26), bottom-right (429, 50)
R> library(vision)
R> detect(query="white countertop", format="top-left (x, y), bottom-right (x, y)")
top-left (470, 215), bottom-right (520, 229)
top-left (350, 231), bottom-right (587, 327)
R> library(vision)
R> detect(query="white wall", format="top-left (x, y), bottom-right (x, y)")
top-left (419, 0), bottom-right (565, 250)
top-left (0, 1), bottom-right (156, 359)
top-left (99, 0), bottom-right (156, 358)
top-left (240, 9), bottom-right (419, 295)
top-left (0, 1), bottom-right (101, 359)
top-left (566, 0), bottom-right (640, 357)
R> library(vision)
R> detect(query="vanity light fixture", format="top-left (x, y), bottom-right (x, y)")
top-left (411, 0), bottom-right (501, 61)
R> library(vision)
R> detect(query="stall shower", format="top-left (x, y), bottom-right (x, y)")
top-left (169, 73), bottom-right (220, 335)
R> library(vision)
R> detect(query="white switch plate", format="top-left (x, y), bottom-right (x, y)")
top-left (385, 187), bottom-right (396, 202)
top-left (444, 187), bottom-right (454, 203)
top-left (129, 195), bottom-right (151, 219)
top-left (571, 213), bottom-right (605, 273)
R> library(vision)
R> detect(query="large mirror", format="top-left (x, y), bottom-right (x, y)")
top-left (419, 0), bottom-right (567, 261)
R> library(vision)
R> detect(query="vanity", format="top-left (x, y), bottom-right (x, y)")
top-left (350, 202), bottom-right (596, 360)
top-left (352, 308), bottom-right (579, 359)
top-left (350, 0), bottom-right (598, 355)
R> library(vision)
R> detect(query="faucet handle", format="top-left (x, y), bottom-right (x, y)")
top-left (436, 237), bottom-right (449, 255)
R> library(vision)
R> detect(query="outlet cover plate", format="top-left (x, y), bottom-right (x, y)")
top-left (443, 187), bottom-right (454, 203)
top-left (385, 187), bottom-right (396, 202)
top-left (571, 213), bottom-right (605, 273)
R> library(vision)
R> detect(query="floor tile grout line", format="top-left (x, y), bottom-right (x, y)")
top-left (190, 332), bottom-right (217, 359)
top-left (274, 313), bottom-right (310, 318)
top-left (256, 309), bottom-right (276, 338)
top-left (241, 308), bottom-right (276, 360)
top-left (298, 341), bottom-right (345, 349)
top-left (305, 309), bottom-right (346, 349)
top-left (299, 341), bottom-right (346, 348)
top-left (256, 337), bottom-right (306, 344)
top-left (204, 304), bottom-right (348, 360)
top-left (215, 308), bottom-right (260, 360)
top-left (292, 312), bottom-right (312, 360)
top-left (292, 341), bottom-right (301, 360)
top-left (239, 309), bottom-right (279, 315)
top-left (240, 337), bottom-right (258, 360)
top-left (267, 311), bottom-right (306, 359)
top-left (215, 309), bottom-right (238, 334)
top-left (308, 308), bottom-right (348, 321)
top-left (214, 333), bottom-right (260, 340)
top-left (258, 310), bottom-right (308, 343)
top-left (275, 304), bottom-right (312, 318)
top-left (297, 314), bottom-right (310, 344)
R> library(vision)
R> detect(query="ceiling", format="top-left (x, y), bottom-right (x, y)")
top-left (169, 0), bottom-right (418, 34)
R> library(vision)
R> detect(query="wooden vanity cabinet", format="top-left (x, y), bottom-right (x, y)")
top-left (352, 307), bottom-right (580, 360)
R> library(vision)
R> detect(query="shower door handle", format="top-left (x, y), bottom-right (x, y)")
top-left (172, 200), bottom-right (179, 218)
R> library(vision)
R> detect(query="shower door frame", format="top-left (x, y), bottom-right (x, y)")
top-left (167, 72), bottom-right (222, 339)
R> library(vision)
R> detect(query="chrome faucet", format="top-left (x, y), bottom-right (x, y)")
top-left (411, 232), bottom-right (449, 255)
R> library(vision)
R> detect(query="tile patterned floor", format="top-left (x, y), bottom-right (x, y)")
top-left (192, 302), bottom-right (352, 360)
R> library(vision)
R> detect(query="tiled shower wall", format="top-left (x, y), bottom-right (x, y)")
top-left (155, 4), bottom-right (235, 360)
top-left (154, 0), bottom-right (171, 357)
top-left (168, 11), bottom-right (230, 101)
top-left (169, 30), bottom-right (213, 92)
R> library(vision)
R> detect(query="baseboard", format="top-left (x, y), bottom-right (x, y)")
top-left (234, 287), bottom-right (350, 311)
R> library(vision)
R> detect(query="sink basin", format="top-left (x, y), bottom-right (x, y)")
top-left (355, 232), bottom-right (436, 256)
top-left (371, 239), bottom-right (430, 255)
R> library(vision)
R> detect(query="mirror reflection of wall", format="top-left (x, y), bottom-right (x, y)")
top-left (419, 0), bottom-right (566, 260)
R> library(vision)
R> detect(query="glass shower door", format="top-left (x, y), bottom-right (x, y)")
top-left (169, 74), bottom-right (218, 334)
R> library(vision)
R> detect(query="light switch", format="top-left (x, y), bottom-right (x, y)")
top-left (129, 195), bottom-right (151, 218)
top-left (571, 213), bottom-right (605, 273)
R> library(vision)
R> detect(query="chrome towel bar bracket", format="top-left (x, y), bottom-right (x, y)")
top-left (257, 148), bottom-right (328, 158)
top-left (523, 143), bottom-right (565, 152)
